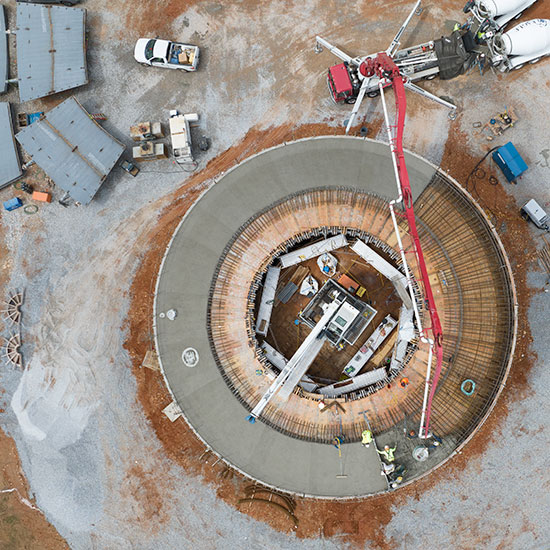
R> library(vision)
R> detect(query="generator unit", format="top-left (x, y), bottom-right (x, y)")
top-left (492, 142), bottom-right (528, 182)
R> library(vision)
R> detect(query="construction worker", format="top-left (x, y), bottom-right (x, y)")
top-left (388, 464), bottom-right (406, 487)
top-left (426, 434), bottom-right (443, 450)
top-left (391, 464), bottom-right (406, 478)
top-left (377, 444), bottom-right (396, 463)
top-left (478, 53), bottom-right (486, 74)
top-left (390, 476), bottom-right (404, 489)
top-left (361, 429), bottom-right (373, 448)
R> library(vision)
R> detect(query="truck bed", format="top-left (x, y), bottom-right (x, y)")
top-left (168, 42), bottom-right (197, 66)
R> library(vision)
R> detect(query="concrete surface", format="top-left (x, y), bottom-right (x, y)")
top-left (155, 136), bottom-right (437, 497)
top-left (0, 0), bottom-right (547, 548)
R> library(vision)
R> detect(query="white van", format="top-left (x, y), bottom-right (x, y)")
top-left (520, 199), bottom-right (550, 231)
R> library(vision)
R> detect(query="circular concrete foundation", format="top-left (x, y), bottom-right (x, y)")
top-left (154, 137), bottom-right (516, 497)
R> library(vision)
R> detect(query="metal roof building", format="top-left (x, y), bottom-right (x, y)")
top-left (0, 6), bottom-right (7, 94)
top-left (0, 103), bottom-right (22, 189)
top-left (16, 97), bottom-right (125, 204)
top-left (16, 3), bottom-right (87, 102)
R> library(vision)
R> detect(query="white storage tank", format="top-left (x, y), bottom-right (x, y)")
top-left (477, 0), bottom-right (530, 17)
top-left (494, 19), bottom-right (550, 56)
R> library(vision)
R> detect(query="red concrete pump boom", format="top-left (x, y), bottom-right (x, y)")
top-left (361, 54), bottom-right (444, 436)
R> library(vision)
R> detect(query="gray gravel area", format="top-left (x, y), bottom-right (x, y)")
top-left (0, 0), bottom-right (549, 548)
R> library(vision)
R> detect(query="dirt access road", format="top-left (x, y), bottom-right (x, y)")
top-left (0, 0), bottom-right (549, 549)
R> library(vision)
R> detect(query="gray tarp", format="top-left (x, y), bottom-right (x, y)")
top-left (434, 30), bottom-right (476, 80)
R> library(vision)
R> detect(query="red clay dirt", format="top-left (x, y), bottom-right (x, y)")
top-left (0, 430), bottom-right (69, 550)
top-left (124, 121), bottom-right (537, 549)
top-left (122, 0), bottom-right (205, 38)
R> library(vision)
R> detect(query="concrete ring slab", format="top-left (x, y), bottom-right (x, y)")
top-left (153, 136), bottom-right (516, 498)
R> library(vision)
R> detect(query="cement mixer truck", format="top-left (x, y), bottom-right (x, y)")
top-left (489, 19), bottom-right (550, 70)
top-left (464, 0), bottom-right (539, 30)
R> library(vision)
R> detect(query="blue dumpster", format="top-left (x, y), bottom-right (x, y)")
top-left (3, 197), bottom-right (23, 211)
top-left (492, 142), bottom-right (527, 183)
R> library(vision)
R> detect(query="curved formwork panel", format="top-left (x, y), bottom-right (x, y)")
top-left (0, 102), bottom-right (22, 189)
top-left (410, 173), bottom-right (516, 445)
top-left (16, 97), bottom-right (124, 204)
top-left (0, 5), bottom-right (7, 94)
top-left (15, 3), bottom-right (87, 102)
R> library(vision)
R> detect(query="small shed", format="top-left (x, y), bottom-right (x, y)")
top-left (15, 3), bottom-right (87, 102)
top-left (0, 103), bottom-right (22, 189)
top-left (16, 97), bottom-right (124, 204)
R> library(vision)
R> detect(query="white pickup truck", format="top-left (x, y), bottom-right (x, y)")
top-left (134, 38), bottom-right (200, 71)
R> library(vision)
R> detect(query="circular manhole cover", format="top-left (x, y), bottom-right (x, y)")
top-left (182, 348), bottom-right (199, 367)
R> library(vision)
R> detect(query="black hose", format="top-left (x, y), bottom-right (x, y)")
top-left (465, 146), bottom-right (500, 196)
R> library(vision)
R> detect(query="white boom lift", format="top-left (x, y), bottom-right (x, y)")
top-left (246, 297), bottom-right (342, 423)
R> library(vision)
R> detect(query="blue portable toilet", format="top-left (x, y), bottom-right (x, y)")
top-left (3, 197), bottom-right (23, 211)
top-left (492, 142), bottom-right (528, 183)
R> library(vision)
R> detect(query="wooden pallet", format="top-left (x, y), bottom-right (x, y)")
top-left (488, 106), bottom-right (518, 136)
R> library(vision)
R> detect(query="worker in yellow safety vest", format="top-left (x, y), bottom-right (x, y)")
top-left (377, 444), bottom-right (396, 462)
top-left (361, 430), bottom-right (373, 448)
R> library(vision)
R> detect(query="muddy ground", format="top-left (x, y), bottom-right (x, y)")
top-left (0, 0), bottom-right (549, 549)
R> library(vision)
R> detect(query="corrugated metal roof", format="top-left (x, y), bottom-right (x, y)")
top-left (0, 102), bottom-right (22, 189)
top-left (16, 3), bottom-right (87, 102)
top-left (0, 6), bottom-right (7, 94)
top-left (16, 97), bottom-right (125, 204)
